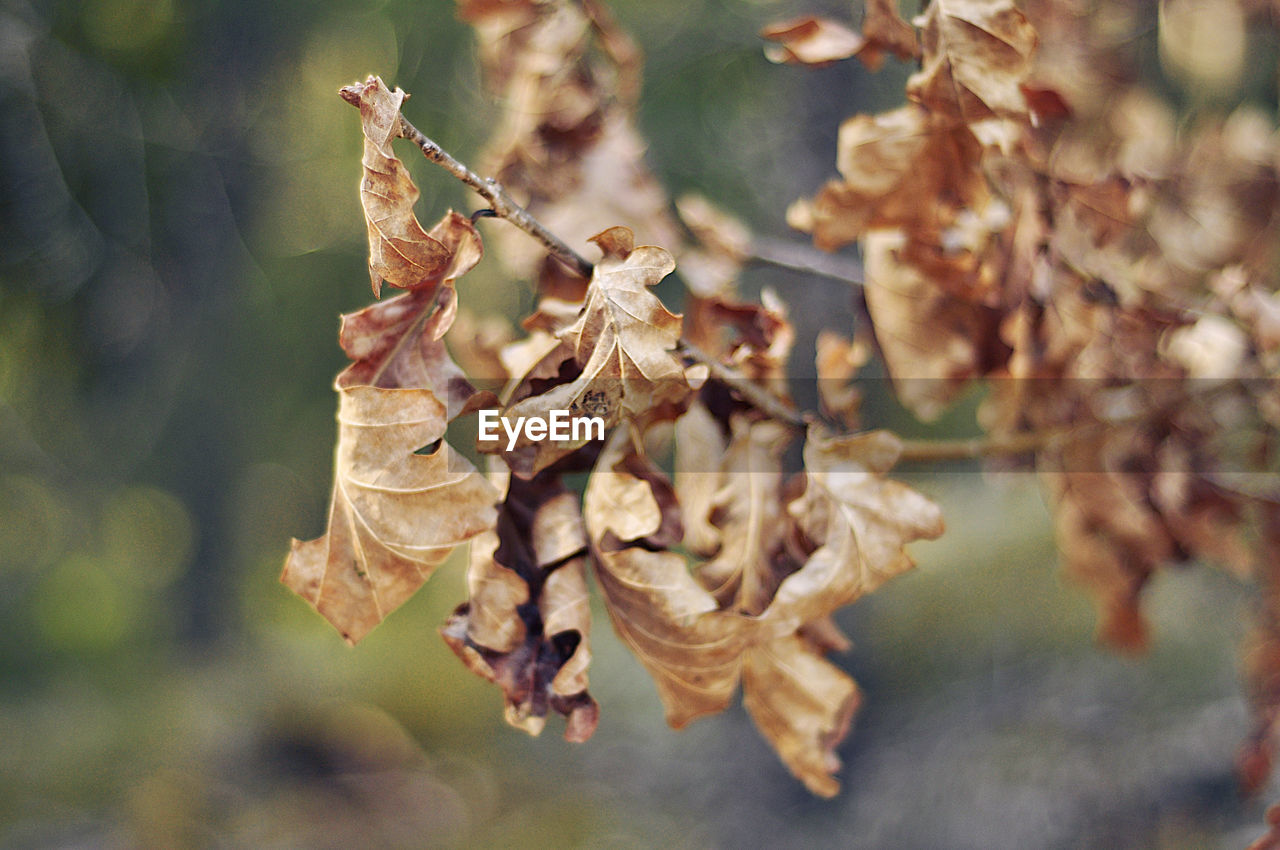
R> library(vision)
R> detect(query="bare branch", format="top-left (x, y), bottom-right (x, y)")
top-left (392, 113), bottom-right (595, 279)
top-left (676, 339), bottom-right (807, 429)
top-left (749, 236), bottom-right (864, 286)
top-left (898, 428), bottom-right (1070, 463)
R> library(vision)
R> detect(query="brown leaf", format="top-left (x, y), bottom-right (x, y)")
top-left (283, 174), bottom-right (498, 644)
top-left (674, 400), bottom-right (728, 557)
top-left (336, 212), bottom-right (483, 409)
top-left (441, 469), bottom-right (597, 741)
top-left (815, 331), bottom-right (869, 428)
top-left (493, 227), bottom-right (689, 475)
top-left (861, 230), bottom-right (995, 420)
top-left (907, 0), bottom-right (1037, 123)
top-left (789, 105), bottom-right (987, 251)
top-left (675, 194), bottom-right (751, 299)
top-left (587, 424), bottom-right (941, 795)
top-left (463, 0), bottom-right (680, 283)
top-left (741, 633), bottom-right (860, 798)
top-left (766, 428), bottom-right (945, 634)
top-left (762, 16), bottom-right (866, 67)
top-left (340, 77), bottom-right (461, 298)
top-left (583, 433), bottom-right (747, 727)
top-left (696, 416), bottom-right (791, 615)
top-left (283, 387), bottom-right (499, 644)
top-left (859, 0), bottom-right (920, 70)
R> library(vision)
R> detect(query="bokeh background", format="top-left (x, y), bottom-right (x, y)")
top-left (1, 0), bottom-right (1277, 846)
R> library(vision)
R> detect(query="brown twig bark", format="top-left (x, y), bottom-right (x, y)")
top-left (394, 116), bottom-right (595, 280)
top-left (898, 428), bottom-right (1070, 463)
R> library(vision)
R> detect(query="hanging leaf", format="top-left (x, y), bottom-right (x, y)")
top-left (283, 387), bottom-right (499, 644)
top-left (441, 467), bottom-right (598, 741)
top-left (340, 76), bottom-right (461, 298)
top-left (492, 226), bottom-right (690, 476)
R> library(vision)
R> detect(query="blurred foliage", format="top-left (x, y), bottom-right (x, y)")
top-left (1, 0), bottom-right (1278, 845)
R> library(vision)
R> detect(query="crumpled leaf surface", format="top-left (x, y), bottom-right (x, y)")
top-left (586, 423), bottom-right (942, 796)
top-left (492, 227), bottom-right (689, 476)
top-left (461, 0), bottom-right (679, 282)
top-left (340, 76), bottom-right (460, 297)
top-left (762, 16), bottom-right (866, 67)
top-left (441, 467), bottom-right (598, 741)
top-left (907, 0), bottom-right (1037, 122)
top-left (859, 0), bottom-right (921, 70)
top-left (283, 102), bottom-right (500, 643)
top-left (283, 386), bottom-right (499, 644)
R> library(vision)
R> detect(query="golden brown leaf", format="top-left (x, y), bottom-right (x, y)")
top-left (861, 230), bottom-right (995, 420)
top-left (441, 469), bottom-right (597, 741)
top-left (907, 0), bottom-right (1037, 123)
top-left (583, 434), bottom-right (747, 728)
top-left (788, 105), bottom-right (987, 251)
top-left (587, 423), bottom-right (941, 795)
top-left (859, 0), bottom-right (920, 70)
top-left (696, 416), bottom-right (791, 615)
top-left (741, 633), bottom-right (860, 798)
top-left (767, 427), bottom-right (945, 634)
top-left (462, 0), bottom-right (679, 282)
top-left (761, 16), bottom-right (866, 67)
top-left (340, 76), bottom-right (460, 298)
top-left (283, 387), bottom-right (499, 644)
top-left (336, 212), bottom-right (482, 406)
top-left (493, 227), bottom-right (689, 476)
top-left (815, 331), bottom-right (868, 428)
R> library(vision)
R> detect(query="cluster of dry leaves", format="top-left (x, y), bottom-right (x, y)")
top-left (285, 0), bottom-right (1280, 799)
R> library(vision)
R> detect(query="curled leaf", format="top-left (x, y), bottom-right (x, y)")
top-left (341, 76), bottom-right (460, 297)
top-left (762, 16), bottom-right (866, 67)
top-left (441, 470), bottom-right (597, 741)
top-left (283, 387), bottom-right (499, 644)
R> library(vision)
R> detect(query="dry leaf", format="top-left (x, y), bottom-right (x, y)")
top-left (463, 0), bottom-right (679, 282)
top-left (493, 227), bottom-right (689, 476)
top-left (696, 417), bottom-right (791, 615)
top-left (583, 433), bottom-right (747, 727)
top-left (441, 469), bottom-right (598, 741)
top-left (761, 16), bottom-right (866, 67)
top-left (283, 387), bottom-right (499, 644)
top-left (907, 0), bottom-right (1037, 123)
top-left (861, 230), bottom-right (994, 421)
top-left (741, 633), bottom-right (860, 798)
top-left (340, 77), bottom-right (460, 298)
top-left (587, 423), bottom-right (941, 796)
top-left (859, 0), bottom-right (920, 70)
top-left (766, 427), bottom-right (945, 635)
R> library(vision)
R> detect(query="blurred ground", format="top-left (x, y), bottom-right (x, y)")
top-left (2, 477), bottom-right (1272, 848)
top-left (1, 0), bottom-right (1277, 846)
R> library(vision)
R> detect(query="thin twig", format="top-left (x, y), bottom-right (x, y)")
top-left (393, 114), bottom-right (595, 279)
top-left (676, 339), bottom-right (807, 428)
top-left (898, 427), bottom-right (1071, 463)
top-left (749, 236), bottom-right (864, 286)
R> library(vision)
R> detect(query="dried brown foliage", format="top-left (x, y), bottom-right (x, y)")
top-left (285, 0), bottom-right (1280, 800)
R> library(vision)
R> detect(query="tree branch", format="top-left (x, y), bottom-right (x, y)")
top-left (676, 339), bottom-right (807, 428)
top-left (344, 98), bottom-right (807, 429)
top-left (394, 114), bottom-right (594, 279)
top-left (898, 428), bottom-right (1070, 463)
top-left (748, 236), bottom-right (864, 286)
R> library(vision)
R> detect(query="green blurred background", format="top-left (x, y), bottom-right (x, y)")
top-left (0, 0), bottom-right (1275, 846)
